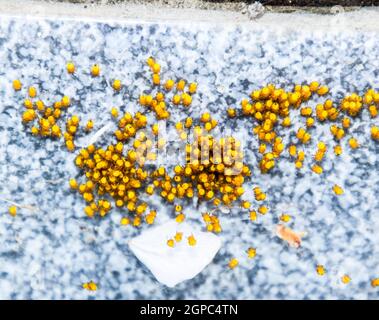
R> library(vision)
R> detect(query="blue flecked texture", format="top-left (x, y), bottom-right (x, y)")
top-left (0, 16), bottom-right (379, 299)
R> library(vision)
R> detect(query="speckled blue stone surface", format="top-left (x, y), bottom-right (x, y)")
top-left (0, 15), bottom-right (379, 299)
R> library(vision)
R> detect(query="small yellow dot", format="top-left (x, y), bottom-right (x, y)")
top-left (167, 239), bottom-right (175, 248)
top-left (83, 281), bottom-right (97, 291)
top-left (66, 62), bottom-right (75, 74)
top-left (247, 247), bottom-right (256, 259)
top-left (332, 184), bottom-right (344, 195)
top-left (316, 265), bottom-right (325, 276)
top-left (120, 217), bottom-right (130, 226)
top-left (91, 64), bottom-right (100, 77)
top-left (341, 274), bottom-right (351, 284)
top-left (112, 79), bottom-right (122, 91)
top-left (174, 232), bottom-right (183, 242)
top-left (13, 79), bottom-right (22, 91)
top-left (187, 235), bottom-right (197, 246)
top-left (8, 206), bottom-right (17, 217)
top-left (228, 258), bottom-right (239, 269)
top-left (280, 214), bottom-right (291, 223)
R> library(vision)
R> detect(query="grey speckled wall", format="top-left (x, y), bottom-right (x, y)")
top-left (0, 16), bottom-right (379, 299)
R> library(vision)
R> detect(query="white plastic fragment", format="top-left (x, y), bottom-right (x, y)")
top-left (129, 220), bottom-right (222, 287)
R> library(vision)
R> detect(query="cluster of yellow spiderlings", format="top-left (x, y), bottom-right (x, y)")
top-left (17, 82), bottom-right (72, 141)
top-left (226, 81), bottom-right (379, 285)
top-left (14, 59), bottom-right (256, 228)
top-left (228, 247), bottom-right (257, 269)
top-left (12, 57), bottom-right (379, 290)
top-left (167, 231), bottom-right (197, 248)
top-left (69, 140), bottom-right (152, 225)
top-left (288, 144), bottom-right (305, 169)
top-left (64, 59), bottom-right (244, 228)
top-left (73, 109), bottom-right (147, 219)
top-left (202, 212), bottom-right (222, 233)
top-left (247, 187), bottom-right (269, 222)
top-left (63, 59), bottom-right (230, 227)
top-left (341, 93), bottom-right (364, 117)
top-left (114, 111), bottom-right (148, 142)
top-left (15, 62), bottom-right (112, 152)
top-left (64, 115), bottom-right (80, 151)
top-left (234, 82), bottom-right (326, 173)
top-left (152, 135), bottom-right (250, 209)
top-left (230, 82), bottom-right (379, 175)
top-left (139, 57), bottom-right (197, 120)
top-left (200, 112), bottom-right (218, 132)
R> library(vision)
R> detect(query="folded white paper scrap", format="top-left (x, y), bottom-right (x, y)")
top-left (129, 220), bottom-right (222, 287)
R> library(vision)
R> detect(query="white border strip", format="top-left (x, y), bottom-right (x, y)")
top-left (1, 0), bottom-right (379, 32)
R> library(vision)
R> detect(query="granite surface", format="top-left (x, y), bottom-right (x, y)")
top-left (0, 15), bottom-right (379, 299)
